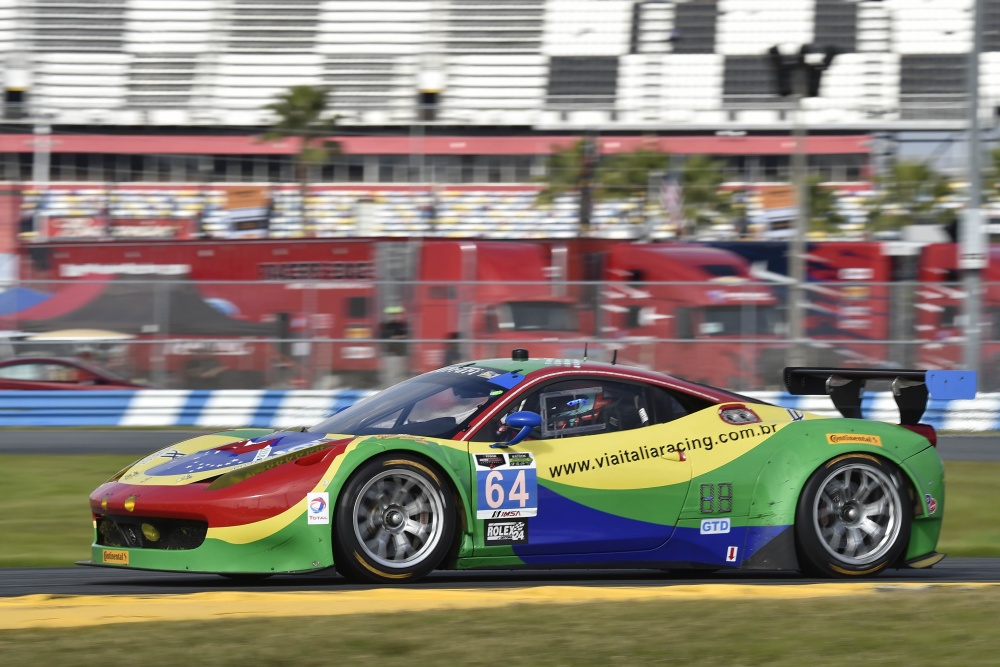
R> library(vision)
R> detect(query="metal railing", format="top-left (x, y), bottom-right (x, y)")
top-left (1, 278), bottom-right (991, 392)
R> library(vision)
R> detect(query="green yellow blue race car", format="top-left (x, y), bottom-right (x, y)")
top-left (87, 349), bottom-right (975, 583)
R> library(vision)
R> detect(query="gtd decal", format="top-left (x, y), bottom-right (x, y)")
top-left (700, 518), bottom-right (731, 535)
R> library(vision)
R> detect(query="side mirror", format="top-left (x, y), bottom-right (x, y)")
top-left (490, 411), bottom-right (542, 449)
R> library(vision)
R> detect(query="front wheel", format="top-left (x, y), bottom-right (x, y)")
top-left (333, 454), bottom-right (455, 584)
top-left (795, 454), bottom-right (912, 578)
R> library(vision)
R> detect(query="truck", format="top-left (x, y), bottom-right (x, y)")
top-left (412, 240), bottom-right (592, 372)
top-left (709, 240), bottom-right (903, 369)
top-left (598, 243), bottom-right (786, 389)
top-left (13, 237), bottom-right (592, 388)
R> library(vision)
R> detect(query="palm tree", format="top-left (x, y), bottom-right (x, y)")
top-left (807, 176), bottom-right (846, 236)
top-left (867, 160), bottom-right (953, 233)
top-left (601, 145), bottom-right (671, 203)
top-left (680, 154), bottom-right (731, 235)
top-left (534, 138), bottom-right (591, 206)
top-left (535, 139), bottom-right (671, 231)
top-left (260, 85), bottom-right (342, 223)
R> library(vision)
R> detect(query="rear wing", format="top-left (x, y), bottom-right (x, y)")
top-left (783, 367), bottom-right (977, 424)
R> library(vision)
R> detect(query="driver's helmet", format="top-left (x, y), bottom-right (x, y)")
top-left (546, 387), bottom-right (614, 431)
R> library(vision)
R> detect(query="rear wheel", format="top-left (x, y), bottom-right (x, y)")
top-left (795, 454), bottom-right (912, 578)
top-left (333, 454), bottom-right (455, 584)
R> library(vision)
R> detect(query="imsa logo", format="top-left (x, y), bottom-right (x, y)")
top-left (485, 519), bottom-right (529, 545)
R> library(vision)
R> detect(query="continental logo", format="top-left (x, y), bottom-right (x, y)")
top-left (102, 549), bottom-right (129, 565)
top-left (826, 433), bottom-right (882, 446)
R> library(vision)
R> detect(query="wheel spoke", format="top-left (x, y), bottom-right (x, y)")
top-left (857, 517), bottom-right (885, 541)
top-left (390, 478), bottom-right (413, 505)
top-left (404, 497), bottom-right (430, 517)
top-left (843, 526), bottom-right (864, 557)
top-left (854, 474), bottom-right (871, 501)
top-left (403, 517), bottom-right (431, 542)
top-left (822, 522), bottom-right (846, 551)
top-left (391, 532), bottom-right (412, 560)
top-left (863, 496), bottom-right (889, 518)
top-left (365, 531), bottom-right (391, 560)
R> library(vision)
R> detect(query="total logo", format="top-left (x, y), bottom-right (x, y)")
top-left (309, 496), bottom-right (327, 514)
top-left (925, 493), bottom-right (938, 515)
top-left (307, 492), bottom-right (331, 525)
top-left (700, 518), bottom-right (731, 535)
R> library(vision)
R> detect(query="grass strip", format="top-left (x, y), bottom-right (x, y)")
top-left (1, 589), bottom-right (1000, 665)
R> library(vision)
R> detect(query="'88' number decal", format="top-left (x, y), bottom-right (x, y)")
top-left (699, 483), bottom-right (733, 514)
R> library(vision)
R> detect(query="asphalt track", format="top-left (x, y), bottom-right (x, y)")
top-left (2, 562), bottom-right (1000, 629)
top-left (1, 430), bottom-right (998, 627)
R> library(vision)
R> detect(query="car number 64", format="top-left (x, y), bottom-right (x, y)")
top-left (477, 467), bottom-right (538, 518)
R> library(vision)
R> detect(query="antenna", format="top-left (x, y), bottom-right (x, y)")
top-left (583, 342), bottom-right (588, 361)
top-left (611, 349), bottom-right (617, 365)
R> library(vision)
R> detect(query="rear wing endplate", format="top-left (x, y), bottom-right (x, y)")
top-left (783, 367), bottom-right (977, 424)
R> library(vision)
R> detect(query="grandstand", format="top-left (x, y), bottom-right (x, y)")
top-left (2, 0), bottom-right (995, 128)
top-left (0, 1), bottom-right (997, 242)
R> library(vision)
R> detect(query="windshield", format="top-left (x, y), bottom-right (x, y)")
top-left (502, 301), bottom-right (578, 331)
top-left (308, 365), bottom-right (510, 439)
top-left (699, 305), bottom-right (782, 336)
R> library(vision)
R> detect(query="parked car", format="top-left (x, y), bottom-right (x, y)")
top-left (0, 356), bottom-right (145, 390)
top-left (85, 349), bottom-right (973, 583)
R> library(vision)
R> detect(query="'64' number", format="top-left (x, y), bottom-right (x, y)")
top-left (486, 469), bottom-right (529, 508)
top-left (476, 467), bottom-right (538, 519)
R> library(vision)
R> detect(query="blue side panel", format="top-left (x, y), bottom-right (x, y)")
top-left (511, 486), bottom-right (672, 556)
top-left (510, 488), bottom-right (792, 568)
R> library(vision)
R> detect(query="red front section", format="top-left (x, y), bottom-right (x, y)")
top-left (90, 442), bottom-right (346, 528)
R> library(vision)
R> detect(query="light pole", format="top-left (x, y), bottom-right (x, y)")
top-left (789, 65), bottom-right (809, 368)
top-left (769, 45), bottom-right (837, 367)
top-left (960, 0), bottom-right (986, 374)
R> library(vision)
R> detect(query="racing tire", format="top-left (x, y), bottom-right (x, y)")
top-left (795, 454), bottom-right (912, 578)
top-left (333, 454), bottom-right (455, 584)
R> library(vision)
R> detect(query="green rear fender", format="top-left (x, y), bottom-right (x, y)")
top-left (748, 420), bottom-right (937, 527)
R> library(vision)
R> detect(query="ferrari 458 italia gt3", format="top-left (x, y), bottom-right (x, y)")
top-left (87, 349), bottom-right (974, 582)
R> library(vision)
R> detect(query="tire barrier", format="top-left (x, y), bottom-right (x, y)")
top-left (0, 389), bottom-right (377, 429)
top-left (0, 389), bottom-right (993, 430)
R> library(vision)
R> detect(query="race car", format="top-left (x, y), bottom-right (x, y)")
top-left (86, 349), bottom-right (975, 583)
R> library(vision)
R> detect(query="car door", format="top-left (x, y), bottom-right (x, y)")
top-left (468, 377), bottom-right (694, 557)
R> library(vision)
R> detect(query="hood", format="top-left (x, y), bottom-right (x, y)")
top-left (117, 428), bottom-right (345, 486)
